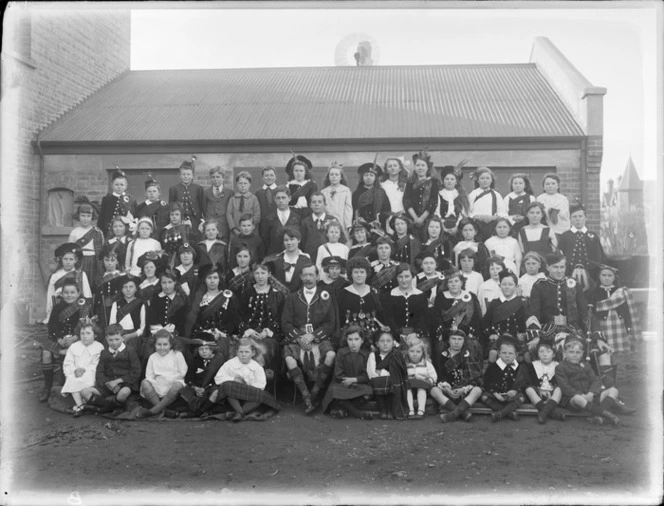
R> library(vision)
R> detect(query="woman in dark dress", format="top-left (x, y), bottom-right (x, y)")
top-left (389, 212), bottom-right (421, 268)
top-left (352, 162), bottom-right (391, 230)
top-left (239, 263), bottom-right (285, 376)
top-left (225, 245), bottom-right (254, 299)
top-left (403, 149), bottom-right (441, 241)
top-left (136, 251), bottom-right (167, 304)
top-left (184, 263), bottom-right (240, 363)
top-left (286, 155), bottom-right (318, 219)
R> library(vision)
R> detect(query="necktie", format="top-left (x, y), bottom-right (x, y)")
top-left (239, 196), bottom-right (245, 213)
top-left (316, 219), bottom-right (322, 230)
top-left (284, 262), bottom-right (296, 272)
top-left (214, 187), bottom-right (220, 198)
top-left (266, 187), bottom-right (274, 207)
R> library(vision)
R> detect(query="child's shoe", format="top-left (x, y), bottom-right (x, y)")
top-left (135, 407), bottom-right (154, 419)
top-left (72, 404), bottom-right (85, 418)
top-left (231, 412), bottom-right (244, 423)
top-left (39, 388), bottom-right (51, 403)
top-left (588, 415), bottom-right (604, 425)
top-left (359, 411), bottom-right (373, 421)
top-left (439, 412), bottom-right (456, 423)
top-left (509, 411), bottom-right (519, 421)
top-left (414, 411), bottom-right (425, 420)
top-left (461, 411), bottom-right (473, 422)
top-left (491, 411), bottom-right (503, 422)
top-left (329, 409), bottom-right (347, 419)
top-left (612, 398), bottom-right (636, 415)
top-left (549, 408), bottom-right (566, 421)
top-left (602, 411), bottom-right (620, 425)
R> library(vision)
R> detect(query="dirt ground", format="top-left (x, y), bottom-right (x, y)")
top-left (2, 328), bottom-right (661, 505)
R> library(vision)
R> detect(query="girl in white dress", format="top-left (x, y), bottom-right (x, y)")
top-left (136, 329), bottom-right (188, 418)
top-left (484, 217), bottom-right (522, 276)
top-left (316, 221), bottom-right (350, 279)
top-left (380, 157), bottom-right (408, 215)
top-left (536, 173), bottom-right (570, 237)
top-left (320, 162), bottom-right (353, 236)
top-left (61, 321), bottom-right (104, 416)
top-left (125, 217), bottom-right (162, 276)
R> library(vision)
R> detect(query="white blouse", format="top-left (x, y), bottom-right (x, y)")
top-left (381, 179), bottom-right (405, 214)
top-left (214, 357), bottom-right (266, 390)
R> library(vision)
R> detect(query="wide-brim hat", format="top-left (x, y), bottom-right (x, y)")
top-left (137, 250), bottom-right (167, 272)
top-left (192, 331), bottom-right (218, 349)
top-left (55, 242), bottom-right (83, 261)
top-left (321, 256), bottom-right (347, 270)
top-left (98, 241), bottom-right (126, 265)
top-left (285, 155), bottom-right (313, 178)
top-left (357, 162), bottom-right (382, 178)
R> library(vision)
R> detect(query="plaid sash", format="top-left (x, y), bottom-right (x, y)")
top-left (228, 270), bottom-right (253, 292)
top-left (269, 274), bottom-right (290, 296)
top-left (594, 287), bottom-right (641, 350)
top-left (289, 180), bottom-right (312, 203)
top-left (167, 294), bottom-right (186, 320)
top-left (440, 297), bottom-right (473, 325)
top-left (115, 297), bottom-right (143, 324)
top-left (58, 301), bottom-right (81, 323)
top-left (491, 297), bottom-right (524, 325)
top-left (350, 244), bottom-right (373, 259)
top-left (371, 263), bottom-right (397, 289)
top-left (374, 350), bottom-right (408, 417)
top-left (357, 186), bottom-right (385, 220)
top-left (75, 227), bottom-right (103, 252)
top-left (474, 189), bottom-right (497, 215)
top-left (508, 193), bottom-right (531, 217)
top-left (53, 270), bottom-right (80, 292)
top-left (416, 275), bottom-right (443, 294)
top-left (199, 291), bottom-right (231, 321)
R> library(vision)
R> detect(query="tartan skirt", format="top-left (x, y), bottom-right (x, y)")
top-left (599, 313), bottom-right (632, 353)
top-left (321, 383), bottom-right (373, 413)
top-left (80, 256), bottom-right (99, 288)
top-left (408, 378), bottom-right (432, 390)
top-left (370, 376), bottom-right (394, 396)
top-left (215, 381), bottom-right (280, 411)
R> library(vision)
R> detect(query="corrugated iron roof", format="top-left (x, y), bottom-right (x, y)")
top-left (38, 64), bottom-right (584, 144)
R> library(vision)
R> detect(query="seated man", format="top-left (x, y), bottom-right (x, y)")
top-left (281, 263), bottom-right (337, 414)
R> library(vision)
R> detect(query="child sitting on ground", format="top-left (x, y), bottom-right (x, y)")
top-left (555, 337), bottom-right (625, 425)
top-left (321, 326), bottom-right (373, 420)
top-left (405, 338), bottom-right (437, 420)
top-left (432, 329), bottom-right (484, 423)
top-left (211, 337), bottom-right (280, 422)
top-left (517, 336), bottom-right (566, 424)
top-left (367, 331), bottom-right (408, 420)
top-left (136, 329), bottom-right (188, 419)
top-left (61, 320), bottom-right (105, 417)
top-left (481, 336), bottom-right (526, 422)
top-left (85, 323), bottom-right (142, 414)
top-left (178, 334), bottom-right (226, 418)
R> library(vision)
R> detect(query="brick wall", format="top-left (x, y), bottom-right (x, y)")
top-left (585, 136), bottom-right (603, 232)
top-left (1, 6), bottom-right (130, 322)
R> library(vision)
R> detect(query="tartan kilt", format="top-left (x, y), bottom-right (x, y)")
top-left (97, 381), bottom-right (135, 398)
top-left (80, 256), bottom-right (99, 287)
top-left (321, 383), bottom-right (372, 413)
top-left (37, 335), bottom-right (64, 356)
top-left (282, 340), bottom-right (335, 362)
top-left (216, 381), bottom-right (280, 411)
top-left (599, 313), bottom-right (631, 353)
top-left (370, 376), bottom-right (393, 396)
top-left (179, 385), bottom-right (216, 411)
top-left (408, 378), bottom-right (432, 390)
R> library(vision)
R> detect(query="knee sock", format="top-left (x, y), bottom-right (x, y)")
top-left (481, 395), bottom-right (504, 412)
top-left (599, 365), bottom-right (617, 389)
top-left (600, 396), bottom-right (617, 411)
top-left (416, 389), bottom-right (427, 413)
top-left (583, 401), bottom-right (605, 417)
top-left (143, 390), bottom-right (160, 407)
top-left (535, 400), bottom-right (545, 410)
top-left (406, 390), bottom-right (415, 413)
top-left (500, 396), bottom-right (524, 416)
top-left (442, 400), bottom-right (457, 412)
top-left (41, 363), bottom-right (54, 392)
top-left (311, 364), bottom-right (333, 398)
top-left (289, 367), bottom-right (311, 400)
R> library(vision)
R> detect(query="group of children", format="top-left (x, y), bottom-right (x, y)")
top-left (40, 152), bottom-right (640, 424)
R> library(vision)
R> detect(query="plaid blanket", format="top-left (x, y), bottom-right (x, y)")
top-left (594, 287), bottom-right (640, 353)
top-left (216, 381), bottom-right (280, 411)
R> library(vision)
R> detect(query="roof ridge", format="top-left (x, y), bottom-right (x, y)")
top-left (129, 63), bottom-right (538, 73)
top-left (36, 68), bottom-right (132, 139)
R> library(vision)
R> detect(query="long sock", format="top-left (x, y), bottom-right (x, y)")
top-left (535, 400), bottom-right (544, 411)
top-left (453, 400), bottom-right (471, 418)
top-left (289, 367), bottom-right (311, 400)
top-left (416, 389), bottom-right (427, 413)
top-left (482, 395), bottom-right (504, 412)
top-left (600, 396), bottom-right (617, 411)
top-left (442, 400), bottom-right (456, 412)
top-left (149, 389), bottom-right (179, 414)
top-left (406, 390), bottom-right (415, 413)
top-left (143, 390), bottom-right (160, 407)
top-left (311, 364), bottom-right (333, 398)
top-left (500, 396), bottom-right (523, 416)
top-left (599, 365), bottom-right (616, 389)
top-left (41, 363), bottom-right (54, 393)
top-left (339, 399), bottom-right (364, 419)
top-left (584, 402), bottom-right (605, 417)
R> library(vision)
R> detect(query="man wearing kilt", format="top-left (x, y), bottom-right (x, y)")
top-left (281, 263), bottom-right (337, 414)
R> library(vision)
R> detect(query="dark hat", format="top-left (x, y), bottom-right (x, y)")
top-left (350, 219), bottom-right (372, 234)
top-left (589, 261), bottom-right (618, 277)
top-left (412, 148), bottom-right (433, 168)
top-left (436, 159), bottom-right (468, 180)
top-left (145, 174), bottom-right (160, 190)
top-left (116, 272), bottom-right (140, 288)
top-left (321, 256), bottom-right (346, 270)
top-left (357, 162), bottom-right (382, 178)
top-left (111, 168), bottom-right (128, 181)
top-left (55, 242), bottom-right (83, 261)
top-left (285, 154), bottom-right (313, 178)
top-left (387, 212), bottom-right (412, 232)
top-left (99, 241), bottom-right (126, 265)
top-left (178, 241), bottom-right (197, 256)
top-left (137, 250), bottom-right (167, 272)
top-left (179, 156), bottom-right (197, 171)
top-left (198, 262), bottom-right (224, 280)
top-left (192, 331), bottom-right (218, 349)
top-left (569, 202), bottom-right (586, 216)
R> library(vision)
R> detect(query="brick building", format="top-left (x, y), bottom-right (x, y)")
top-left (1, 5), bottom-right (131, 322)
